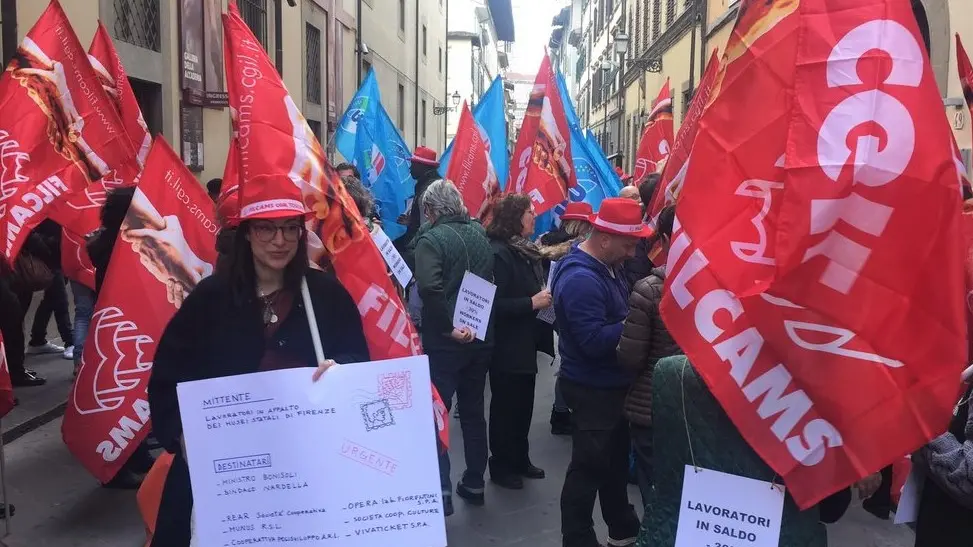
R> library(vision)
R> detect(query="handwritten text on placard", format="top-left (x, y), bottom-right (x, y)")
top-left (371, 227), bottom-right (413, 287)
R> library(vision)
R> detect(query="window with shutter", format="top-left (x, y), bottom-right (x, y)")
top-left (667, 0), bottom-right (676, 26)
top-left (652, 0), bottom-right (661, 39)
top-left (642, 0), bottom-right (650, 49)
top-left (634, 0), bottom-right (642, 55)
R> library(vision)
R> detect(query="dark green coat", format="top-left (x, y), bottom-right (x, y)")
top-left (413, 214), bottom-right (494, 352)
top-left (636, 356), bottom-right (828, 547)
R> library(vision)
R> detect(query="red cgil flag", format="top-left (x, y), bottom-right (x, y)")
top-left (62, 138), bottom-right (218, 482)
top-left (445, 102), bottom-right (502, 222)
top-left (0, 333), bottom-right (16, 419)
top-left (0, 0), bottom-right (139, 263)
top-left (508, 51), bottom-right (576, 214)
top-left (959, 34), bottom-right (973, 119)
top-left (644, 51), bottom-right (720, 264)
top-left (632, 79), bottom-right (673, 183)
top-left (62, 22), bottom-right (153, 290)
top-left (222, 4), bottom-right (450, 445)
top-left (660, 0), bottom-right (967, 509)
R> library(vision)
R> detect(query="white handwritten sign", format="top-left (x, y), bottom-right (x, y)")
top-left (452, 271), bottom-right (496, 341)
top-left (675, 466), bottom-right (784, 547)
top-left (178, 356), bottom-right (446, 547)
top-left (371, 226), bottom-right (413, 286)
top-left (894, 465), bottom-right (922, 525)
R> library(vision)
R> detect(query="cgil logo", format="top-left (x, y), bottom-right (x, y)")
top-left (809, 20), bottom-right (923, 295)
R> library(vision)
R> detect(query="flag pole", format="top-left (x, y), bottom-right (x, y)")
top-left (300, 277), bottom-right (326, 364)
top-left (1, 428), bottom-right (10, 536)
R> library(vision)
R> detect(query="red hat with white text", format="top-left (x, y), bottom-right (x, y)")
top-left (588, 198), bottom-right (654, 238)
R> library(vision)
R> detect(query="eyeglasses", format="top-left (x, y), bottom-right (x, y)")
top-left (250, 222), bottom-right (305, 243)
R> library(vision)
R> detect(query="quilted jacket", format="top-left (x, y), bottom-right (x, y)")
top-left (616, 268), bottom-right (681, 426)
top-left (636, 356), bottom-right (829, 547)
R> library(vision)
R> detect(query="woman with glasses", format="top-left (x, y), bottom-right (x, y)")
top-left (147, 213), bottom-right (371, 546)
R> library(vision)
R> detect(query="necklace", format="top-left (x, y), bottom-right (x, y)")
top-left (258, 289), bottom-right (282, 325)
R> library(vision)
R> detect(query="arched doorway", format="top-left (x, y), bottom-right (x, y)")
top-left (914, 0), bottom-right (950, 95)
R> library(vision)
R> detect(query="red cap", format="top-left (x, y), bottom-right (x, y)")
top-left (588, 198), bottom-right (653, 238)
top-left (560, 201), bottom-right (594, 221)
top-left (411, 146), bottom-right (440, 167)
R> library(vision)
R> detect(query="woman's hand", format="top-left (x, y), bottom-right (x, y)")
top-left (854, 472), bottom-right (882, 500)
top-left (450, 327), bottom-right (475, 344)
top-left (531, 289), bottom-right (553, 310)
top-left (312, 359), bottom-right (338, 382)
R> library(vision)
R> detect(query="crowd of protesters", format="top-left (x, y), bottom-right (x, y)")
top-left (2, 141), bottom-right (973, 547)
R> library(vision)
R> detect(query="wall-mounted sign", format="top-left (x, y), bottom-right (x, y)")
top-left (180, 0), bottom-right (227, 108)
top-left (955, 111), bottom-right (966, 131)
top-left (181, 105), bottom-right (204, 172)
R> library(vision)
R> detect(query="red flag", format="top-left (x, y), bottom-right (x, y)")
top-left (89, 22), bottom-right (152, 166)
top-left (632, 80), bottom-right (673, 183)
top-left (0, 1), bottom-right (139, 262)
top-left (222, 4), bottom-right (450, 445)
top-left (445, 103), bottom-right (501, 221)
top-left (508, 51), bottom-right (576, 214)
top-left (61, 24), bottom-right (153, 290)
top-left (660, 0), bottom-right (966, 508)
top-left (216, 140), bottom-right (241, 224)
top-left (0, 333), bottom-right (16, 419)
top-left (644, 52), bottom-right (720, 264)
top-left (959, 34), bottom-right (973, 114)
top-left (62, 139), bottom-right (217, 482)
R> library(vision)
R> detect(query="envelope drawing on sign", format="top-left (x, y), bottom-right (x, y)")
top-left (177, 356), bottom-right (446, 547)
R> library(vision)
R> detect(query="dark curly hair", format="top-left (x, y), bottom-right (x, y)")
top-left (486, 194), bottom-right (533, 241)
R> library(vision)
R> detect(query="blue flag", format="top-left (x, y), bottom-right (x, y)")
top-left (440, 77), bottom-right (509, 190)
top-left (334, 69), bottom-right (381, 162)
top-left (535, 74), bottom-right (623, 237)
top-left (336, 69), bottom-right (414, 240)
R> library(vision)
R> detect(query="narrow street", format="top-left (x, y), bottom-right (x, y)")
top-left (0, 354), bottom-right (916, 547)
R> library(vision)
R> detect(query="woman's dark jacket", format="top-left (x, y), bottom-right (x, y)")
top-left (490, 237), bottom-right (542, 375)
top-left (147, 269), bottom-right (370, 546)
top-left (616, 268), bottom-right (680, 426)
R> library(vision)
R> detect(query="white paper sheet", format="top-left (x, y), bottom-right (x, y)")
top-left (177, 356), bottom-right (446, 547)
top-left (536, 260), bottom-right (557, 325)
top-left (675, 466), bottom-right (785, 547)
top-left (371, 226), bottom-right (413, 286)
top-left (894, 466), bottom-right (923, 525)
top-left (452, 271), bottom-right (496, 341)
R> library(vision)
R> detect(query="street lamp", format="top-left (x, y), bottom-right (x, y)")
top-left (451, 91), bottom-right (461, 108)
top-left (613, 32), bottom-right (629, 55)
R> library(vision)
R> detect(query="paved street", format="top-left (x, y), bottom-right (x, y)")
top-left (0, 352), bottom-right (916, 547)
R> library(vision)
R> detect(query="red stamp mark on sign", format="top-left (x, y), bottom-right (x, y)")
top-left (378, 371), bottom-right (413, 410)
top-left (339, 439), bottom-right (399, 475)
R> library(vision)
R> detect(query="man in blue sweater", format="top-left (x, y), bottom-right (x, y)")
top-left (552, 198), bottom-right (651, 547)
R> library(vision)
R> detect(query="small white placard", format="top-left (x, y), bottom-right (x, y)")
top-left (675, 466), bottom-right (785, 547)
top-left (371, 227), bottom-right (413, 286)
top-left (894, 466), bottom-right (923, 525)
top-left (537, 261), bottom-right (557, 325)
top-left (452, 271), bottom-right (496, 341)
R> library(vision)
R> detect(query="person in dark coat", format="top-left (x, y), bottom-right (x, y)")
top-left (413, 180), bottom-right (494, 514)
top-left (486, 194), bottom-right (551, 490)
top-left (148, 212), bottom-right (370, 547)
top-left (17, 219), bottom-right (74, 362)
top-left (616, 205), bottom-right (680, 502)
top-left (910, 379), bottom-right (973, 545)
top-left (397, 146), bottom-right (442, 269)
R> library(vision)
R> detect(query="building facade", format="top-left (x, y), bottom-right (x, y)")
top-left (1, 0), bottom-right (451, 184)
top-left (561, 0), bottom-right (973, 176)
top-left (444, 0), bottom-right (512, 144)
